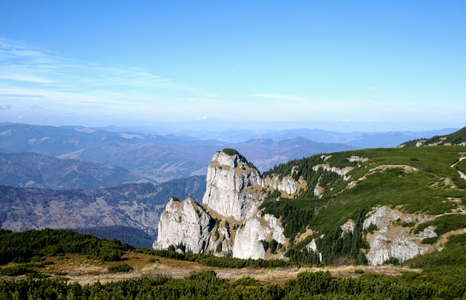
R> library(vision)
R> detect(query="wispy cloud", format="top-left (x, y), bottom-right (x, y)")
top-left (0, 73), bottom-right (53, 83)
top-left (0, 104), bottom-right (11, 110)
top-left (248, 94), bottom-right (305, 101)
top-left (0, 38), bottom-right (216, 106)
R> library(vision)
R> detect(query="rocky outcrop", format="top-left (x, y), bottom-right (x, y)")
top-left (305, 239), bottom-right (323, 262)
top-left (312, 164), bottom-right (354, 181)
top-left (341, 219), bottom-right (356, 234)
top-left (153, 197), bottom-right (214, 253)
top-left (233, 213), bottom-right (286, 259)
top-left (233, 218), bottom-right (269, 259)
top-left (153, 149), bottom-right (288, 260)
top-left (262, 176), bottom-right (304, 195)
top-left (202, 151), bottom-right (263, 221)
top-left (363, 206), bottom-right (436, 265)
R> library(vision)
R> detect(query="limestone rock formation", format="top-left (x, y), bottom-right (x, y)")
top-left (202, 151), bottom-right (263, 221)
top-left (152, 197), bottom-right (214, 253)
top-left (153, 149), bottom-right (288, 259)
top-left (363, 206), bottom-right (436, 265)
top-left (341, 219), bottom-right (356, 234)
top-left (233, 218), bottom-right (269, 259)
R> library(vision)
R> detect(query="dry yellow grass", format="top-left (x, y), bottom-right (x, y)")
top-left (0, 251), bottom-right (420, 286)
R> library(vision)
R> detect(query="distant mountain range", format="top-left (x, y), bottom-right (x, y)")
top-left (232, 137), bottom-right (356, 171)
top-left (178, 128), bottom-right (459, 148)
top-left (0, 152), bottom-right (153, 189)
top-left (0, 175), bottom-right (207, 243)
top-left (0, 123), bottom-right (362, 181)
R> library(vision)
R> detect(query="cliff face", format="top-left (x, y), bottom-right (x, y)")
top-left (152, 197), bottom-right (214, 253)
top-left (202, 151), bottom-right (263, 221)
top-left (153, 150), bottom-right (291, 259)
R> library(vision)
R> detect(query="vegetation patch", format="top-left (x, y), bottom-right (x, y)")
top-left (134, 247), bottom-right (293, 268)
top-left (414, 214), bottom-right (466, 236)
top-left (222, 148), bottom-right (239, 156)
top-left (2, 268), bottom-right (466, 299)
top-left (422, 236), bottom-right (441, 245)
top-left (0, 228), bottom-right (133, 265)
top-left (232, 276), bottom-right (261, 286)
top-left (108, 263), bottom-right (132, 273)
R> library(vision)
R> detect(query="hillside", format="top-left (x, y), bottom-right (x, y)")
top-left (260, 145), bottom-right (466, 266)
top-left (0, 152), bottom-right (153, 189)
top-left (153, 146), bottom-right (466, 267)
top-left (0, 175), bottom-right (206, 243)
top-left (399, 126), bottom-right (466, 148)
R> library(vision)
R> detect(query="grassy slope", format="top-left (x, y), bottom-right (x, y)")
top-left (261, 146), bottom-right (466, 259)
top-left (401, 126), bottom-right (466, 147)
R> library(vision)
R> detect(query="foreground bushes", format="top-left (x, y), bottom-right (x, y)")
top-left (1, 268), bottom-right (465, 299)
top-left (108, 263), bottom-right (132, 273)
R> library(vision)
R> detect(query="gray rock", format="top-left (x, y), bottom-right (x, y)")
top-left (202, 151), bottom-right (263, 221)
top-left (363, 206), bottom-right (436, 265)
top-left (153, 197), bottom-right (214, 253)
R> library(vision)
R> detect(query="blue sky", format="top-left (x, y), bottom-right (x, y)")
top-left (0, 1), bottom-right (465, 132)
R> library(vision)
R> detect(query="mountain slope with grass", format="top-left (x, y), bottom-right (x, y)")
top-left (399, 126), bottom-right (466, 148)
top-left (259, 145), bottom-right (466, 266)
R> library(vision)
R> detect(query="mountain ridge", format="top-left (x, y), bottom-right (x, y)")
top-left (0, 151), bottom-right (154, 189)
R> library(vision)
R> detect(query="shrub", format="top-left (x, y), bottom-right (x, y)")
top-left (222, 148), bottom-right (239, 156)
top-left (422, 236), bottom-right (440, 245)
top-left (382, 257), bottom-right (400, 265)
top-left (1, 265), bottom-right (29, 276)
top-left (354, 269), bottom-right (364, 274)
top-left (270, 239), bottom-right (279, 254)
top-left (149, 258), bottom-right (159, 263)
top-left (108, 263), bottom-right (132, 273)
top-left (367, 223), bottom-right (378, 234)
top-left (233, 276), bottom-right (261, 286)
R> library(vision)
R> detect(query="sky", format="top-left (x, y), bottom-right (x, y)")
top-left (0, 1), bottom-right (465, 132)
